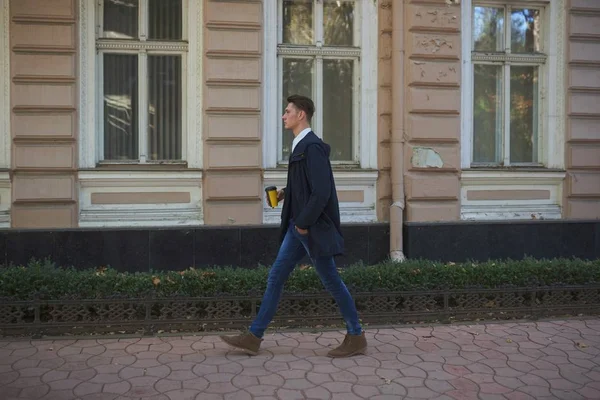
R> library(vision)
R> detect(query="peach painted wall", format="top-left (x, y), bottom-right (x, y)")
top-left (565, 0), bottom-right (600, 218)
top-left (9, 0), bottom-right (78, 228)
top-left (202, 0), bottom-right (263, 225)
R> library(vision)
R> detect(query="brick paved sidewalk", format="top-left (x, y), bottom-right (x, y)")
top-left (1, 319), bottom-right (599, 400)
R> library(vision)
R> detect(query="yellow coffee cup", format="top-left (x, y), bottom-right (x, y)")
top-left (265, 186), bottom-right (278, 208)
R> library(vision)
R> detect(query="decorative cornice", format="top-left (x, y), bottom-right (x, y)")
top-left (277, 46), bottom-right (361, 58)
top-left (471, 53), bottom-right (547, 63)
top-left (96, 41), bottom-right (188, 52)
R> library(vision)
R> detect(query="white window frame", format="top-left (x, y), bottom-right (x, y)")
top-left (79, 0), bottom-right (203, 169)
top-left (461, 0), bottom-right (565, 170)
top-left (263, 0), bottom-right (378, 169)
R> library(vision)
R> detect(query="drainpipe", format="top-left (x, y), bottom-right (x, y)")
top-left (390, 0), bottom-right (406, 262)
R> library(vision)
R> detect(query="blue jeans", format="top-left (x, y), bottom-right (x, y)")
top-left (249, 223), bottom-right (362, 338)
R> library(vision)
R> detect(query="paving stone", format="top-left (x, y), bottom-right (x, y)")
top-left (0, 319), bottom-right (598, 400)
top-left (517, 385), bottom-right (553, 397)
top-left (18, 384), bottom-right (50, 399)
top-left (275, 388), bottom-right (304, 399)
top-left (205, 382), bottom-right (239, 394)
top-left (47, 378), bottom-right (82, 391)
top-left (224, 391), bottom-right (252, 400)
top-left (330, 370), bottom-right (358, 383)
top-left (548, 378), bottom-right (584, 391)
top-left (504, 391), bottom-right (536, 400)
top-left (352, 384), bottom-right (380, 398)
top-left (550, 389), bottom-right (585, 400)
top-left (321, 381), bottom-right (354, 393)
top-left (307, 372), bottom-right (332, 385)
top-left (182, 377), bottom-right (209, 391)
top-left (394, 377), bottom-right (425, 388)
top-left (279, 369), bottom-right (307, 379)
top-left (379, 382), bottom-right (407, 396)
top-left (578, 385), bottom-right (600, 399)
top-left (305, 386), bottom-right (334, 399)
top-left (424, 379), bottom-right (455, 393)
top-left (162, 389), bottom-right (200, 400)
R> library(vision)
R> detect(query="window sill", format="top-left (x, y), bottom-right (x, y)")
top-left (465, 166), bottom-right (565, 173)
top-left (83, 162), bottom-right (198, 172)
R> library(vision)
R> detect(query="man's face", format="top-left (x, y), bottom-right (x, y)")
top-left (282, 102), bottom-right (303, 131)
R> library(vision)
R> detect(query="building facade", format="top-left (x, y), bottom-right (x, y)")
top-left (0, 0), bottom-right (598, 260)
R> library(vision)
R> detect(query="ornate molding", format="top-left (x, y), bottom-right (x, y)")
top-left (277, 46), bottom-right (361, 58)
top-left (96, 41), bottom-right (188, 52)
top-left (471, 53), bottom-right (547, 63)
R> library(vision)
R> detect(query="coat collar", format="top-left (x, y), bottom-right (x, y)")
top-left (290, 131), bottom-right (320, 159)
top-left (291, 127), bottom-right (312, 153)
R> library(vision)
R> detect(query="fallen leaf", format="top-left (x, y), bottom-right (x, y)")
top-left (506, 339), bottom-right (513, 343)
top-left (577, 342), bottom-right (588, 349)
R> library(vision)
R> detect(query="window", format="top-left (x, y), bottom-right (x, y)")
top-left (470, 2), bottom-right (545, 167)
top-left (276, 0), bottom-right (364, 164)
top-left (459, 0), bottom-right (567, 221)
top-left (97, 0), bottom-right (187, 163)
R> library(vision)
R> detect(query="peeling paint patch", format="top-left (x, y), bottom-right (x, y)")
top-left (412, 147), bottom-right (443, 168)
top-left (417, 37), bottom-right (453, 54)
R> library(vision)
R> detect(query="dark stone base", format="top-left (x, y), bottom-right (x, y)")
top-left (0, 220), bottom-right (598, 272)
top-left (0, 223), bottom-right (390, 272)
top-left (404, 219), bottom-right (600, 262)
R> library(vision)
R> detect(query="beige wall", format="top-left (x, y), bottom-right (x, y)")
top-left (566, 0), bottom-right (600, 218)
top-left (202, 0), bottom-right (263, 225)
top-left (9, 0), bottom-right (78, 228)
top-left (402, 0), bottom-right (461, 222)
top-left (3, 0), bottom-right (598, 228)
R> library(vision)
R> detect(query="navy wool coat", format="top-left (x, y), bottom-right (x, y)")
top-left (279, 131), bottom-right (344, 258)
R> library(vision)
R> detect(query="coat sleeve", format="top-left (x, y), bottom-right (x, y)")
top-left (294, 144), bottom-right (331, 229)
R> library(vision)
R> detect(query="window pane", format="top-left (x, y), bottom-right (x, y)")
top-left (103, 54), bottom-right (138, 160)
top-left (282, 0), bottom-right (313, 45)
top-left (149, 0), bottom-right (182, 40)
top-left (281, 58), bottom-right (313, 160)
top-left (103, 0), bottom-right (138, 39)
top-left (473, 64), bottom-right (503, 164)
top-left (148, 55), bottom-right (182, 161)
top-left (324, 0), bottom-right (355, 46)
top-left (510, 66), bottom-right (538, 163)
top-left (473, 6), bottom-right (504, 52)
top-left (323, 59), bottom-right (354, 161)
top-left (511, 9), bottom-right (541, 53)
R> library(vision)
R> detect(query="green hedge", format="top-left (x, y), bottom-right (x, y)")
top-left (0, 258), bottom-right (599, 300)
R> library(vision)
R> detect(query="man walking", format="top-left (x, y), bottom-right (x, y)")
top-left (220, 95), bottom-right (367, 358)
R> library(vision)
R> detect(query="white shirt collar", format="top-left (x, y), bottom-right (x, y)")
top-left (291, 127), bottom-right (312, 153)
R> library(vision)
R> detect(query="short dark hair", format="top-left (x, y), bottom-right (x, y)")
top-left (287, 94), bottom-right (315, 122)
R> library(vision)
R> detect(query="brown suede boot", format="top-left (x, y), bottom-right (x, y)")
top-left (327, 332), bottom-right (367, 358)
top-left (219, 332), bottom-right (262, 355)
